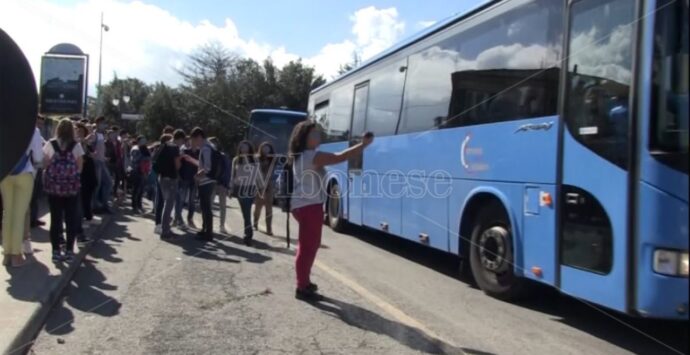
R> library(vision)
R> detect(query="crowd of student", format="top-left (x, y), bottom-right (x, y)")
top-left (1, 115), bottom-right (374, 301)
top-left (0, 116), bottom-right (278, 268)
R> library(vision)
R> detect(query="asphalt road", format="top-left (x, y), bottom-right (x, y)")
top-left (31, 200), bottom-right (688, 355)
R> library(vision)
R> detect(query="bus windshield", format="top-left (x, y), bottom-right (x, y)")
top-left (651, 0), bottom-right (689, 173)
top-left (247, 111), bottom-right (306, 154)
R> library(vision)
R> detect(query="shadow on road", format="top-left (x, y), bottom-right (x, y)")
top-left (43, 259), bottom-right (121, 336)
top-left (340, 225), bottom-right (689, 355)
top-left (309, 296), bottom-right (492, 355)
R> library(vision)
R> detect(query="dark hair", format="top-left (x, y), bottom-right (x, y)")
top-left (95, 116), bottom-right (106, 123)
top-left (37, 115), bottom-right (45, 121)
top-left (160, 134), bottom-right (173, 144)
top-left (136, 135), bottom-right (146, 142)
top-left (257, 141), bottom-right (275, 161)
top-left (120, 129), bottom-right (129, 137)
top-left (75, 122), bottom-right (88, 137)
top-left (173, 129), bottom-right (186, 141)
top-left (236, 140), bottom-right (256, 163)
top-left (163, 125), bottom-right (174, 134)
top-left (111, 126), bottom-right (120, 132)
top-left (288, 121), bottom-right (318, 158)
top-left (190, 127), bottom-right (205, 139)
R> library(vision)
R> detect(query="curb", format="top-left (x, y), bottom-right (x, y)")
top-left (3, 214), bottom-right (114, 355)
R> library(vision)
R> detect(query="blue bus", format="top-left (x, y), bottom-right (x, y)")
top-left (308, 0), bottom-right (688, 319)
top-left (247, 109), bottom-right (307, 155)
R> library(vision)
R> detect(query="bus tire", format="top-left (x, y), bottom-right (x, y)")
top-left (327, 183), bottom-right (346, 232)
top-left (469, 201), bottom-right (524, 301)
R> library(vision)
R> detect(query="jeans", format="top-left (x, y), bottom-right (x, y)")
top-left (158, 177), bottom-right (178, 235)
top-left (292, 204), bottom-right (323, 290)
top-left (198, 183), bottom-right (215, 236)
top-left (130, 173), bottom-right (145, 210)
top-left (0, 173), bottom-right (34, 256)
top-left (214, 184), bottom-right (229, 227)
top-left (94, 160), bottom-right (113, 210)
top-left (254, 185), bottom-right (274, 233)
top-left (154, 179), bottom-right (164, 225)
top-left (48, 195), bottom-right (78, 253)
top-left (81, 183), bottom-right (95, 220)
top-left (238, 196), bottom-right (254, 239)
top-left (175, 180), bottom-right (196, 223)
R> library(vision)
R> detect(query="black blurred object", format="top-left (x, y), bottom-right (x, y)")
top-left (364, 132), bottom-right (374, 139)
top-left (0, 29), bottom-right (38, 180)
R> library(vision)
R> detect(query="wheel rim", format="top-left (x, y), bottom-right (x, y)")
top-left (478, 226), bottom-right (509, 273)
top-left (329, 186), bottom-right (340, 223)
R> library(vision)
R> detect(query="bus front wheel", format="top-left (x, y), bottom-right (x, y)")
top-left (327, 183), bottom-right (346, 232)
top-left (469, 201), bottom-right (524, 301)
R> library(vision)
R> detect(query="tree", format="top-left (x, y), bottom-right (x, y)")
top-left (99, 75), bottom-right (151, 129)
top-left (140, 82), bottom-right (185, 139)
top-left (278, 60), bottom-right (326, 110)
top-left (137, 41), bottom-right (325, 150)
top-left (337, 51), bottom-right (362, 76)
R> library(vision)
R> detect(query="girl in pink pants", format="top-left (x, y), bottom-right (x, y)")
top-left (288, 121), bottom-right (373, 301)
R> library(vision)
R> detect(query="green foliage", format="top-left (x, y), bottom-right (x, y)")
top-left (132, 42), bottom-right (325, 151)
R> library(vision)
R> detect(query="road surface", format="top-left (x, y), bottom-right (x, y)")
top-left (31, 200), bottom-right (688, 354)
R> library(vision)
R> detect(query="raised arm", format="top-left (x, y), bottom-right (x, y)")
top-left (312, 132), bottom-right (374, 167)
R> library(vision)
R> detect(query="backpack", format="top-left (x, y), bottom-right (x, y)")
top-left (207, 148), bottom-right (226, 183)
top-left (139, 155), bottom-right (152, 176)
top-left (43, 140), bottom-right (81, 197)
top-left (218, 153), bottom-right (232, 187)
top-left (152, 144), bottom-right (163, 174)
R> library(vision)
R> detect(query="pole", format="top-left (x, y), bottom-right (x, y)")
top-left (97, 11), bottom-right (104, 113)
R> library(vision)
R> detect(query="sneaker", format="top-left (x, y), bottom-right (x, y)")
top-left (64, 251), bottom-right (75, 263)
top-left (187, 220), bottom-right (197, 229)
top-left (23, 240), bottom-right (33, 255)
top-left (176, 220), bottom-right (188, 230)
top-left (219, 226), bottom-right (228, 235)
top-left (307, 283), bottom-right (318, 292)
top-left (253, 224), bottom-right (258, 231)
top-left (160, 233), bottom-right (175, 240)
top-left (243, 236), bottom-right (253, 247)
top-left (52, 251), bottom-right (63, 263)
top-left (295, 288), bottom-right (323, 302)
top-left (77, 235), bottom-right (93, 245)
top-left (195, 231), bottom-right (213, 241)
top-left (154, 225), bottom-right (162, 235)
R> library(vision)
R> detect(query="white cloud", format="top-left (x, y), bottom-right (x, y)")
top-left (417, 20), bottom-right (436, 29)
top-left (305, 6), bottom-right (405, 78)
top-left (0, 0), bottom-right (405, 90)
top-left (0, 0), bottom-right (301, 93)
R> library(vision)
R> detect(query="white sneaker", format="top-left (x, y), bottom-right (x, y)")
top-left (154, 225), bottom-right (162, 235)
top-left (23, 240), bottom-right (33, 255)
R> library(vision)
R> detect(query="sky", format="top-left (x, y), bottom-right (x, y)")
top-left (1, 0), bottom-right (485, 94)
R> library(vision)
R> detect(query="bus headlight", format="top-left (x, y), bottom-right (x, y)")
top-left (653, 249), bottom-right (689, 277)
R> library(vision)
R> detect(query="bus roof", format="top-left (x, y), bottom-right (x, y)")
top-left (311, 0), bottom-right (499, 95)
top-left (250, 109), bottom-right (307, 117)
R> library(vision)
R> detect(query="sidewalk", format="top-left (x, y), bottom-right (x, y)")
top-left (0, 205), bottom-right (112, 355)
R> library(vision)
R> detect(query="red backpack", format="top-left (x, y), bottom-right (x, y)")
top-left (43, 140), bottom-right (81, 197)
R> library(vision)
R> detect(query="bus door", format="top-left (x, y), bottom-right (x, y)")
top-left (348, 82), bottom-right (369, 225)
top-left (559, 0), bottom-right (638, 313)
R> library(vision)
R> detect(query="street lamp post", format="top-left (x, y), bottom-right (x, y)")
top-left (98, 12), bottom-right (109, 114)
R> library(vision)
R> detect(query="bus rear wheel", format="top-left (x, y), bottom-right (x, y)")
top-left (327, 183), bottom-right (345, 232)
top-left (469, 201), bottom-right (524, 301)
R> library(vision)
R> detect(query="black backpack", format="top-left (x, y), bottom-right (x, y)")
top-left (207, 148), bottom-right (226, 183)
